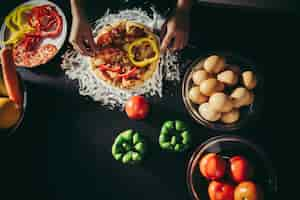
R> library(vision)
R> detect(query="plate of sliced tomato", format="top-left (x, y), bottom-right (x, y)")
top-left (0, 0), bottom-right (67, 68)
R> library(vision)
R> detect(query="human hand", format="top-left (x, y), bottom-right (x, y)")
top-left (160, 9), bottom-right (190, 53)
top-left (69, 15), bottom-right (97, 56)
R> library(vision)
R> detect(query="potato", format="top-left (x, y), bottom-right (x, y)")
top-left (217, 70), bottom-right (238, 86)
top-left (200, 78), bottom-right (218, 96)
top-left (203, 55), bottom-right (225, 74)
top-left (221, 109), bottom-right (240, 124)
top-left (199, 103), bottom-right (221, 122)
top-left (220, 99), bottom-right (233, 113)
top-left (227, 65), bottom-right (241, 76)
top-left (192, 70), bottom-right (211, 85)
top-left (188, 86), bottom-right (208, 104)
top-left (242, 71), bottom-right (257, 90)
top-left (215, 81), bottom-right (225, 92)
top-left (208, 92), bottom-right (228, 112)
top-left (244, 91), bottom-right (255, 106)
top-left (230, 87), bottom-right (251, 108)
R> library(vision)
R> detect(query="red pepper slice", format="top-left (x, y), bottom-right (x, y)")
top-left (40, 13), bottom-right (62, 38)
top-left (117, 67), bottom-right (137, 79)
top-left (98, 64), bottom-right (121, 72)
top-left (28, 5), bottom-right (63, 38)
top-left (18, 34), bottom-right (42, 51)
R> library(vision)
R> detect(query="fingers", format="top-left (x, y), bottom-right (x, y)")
top-left (72, 43), bottom-right (84, 55)
top-left (171, 31), bottom-right (189, 52)
top-left (70, 33), bottom-right (97, 57)
top-left (73, 39), bottom-right (94, 57)
top-left (86, 30), bottom-right (97, 54)
top-left (160, 25), bottom-right (189, 53)
top-left (183, 31), bottom-right (189, 49)
top-left (161, 31), bottom-right (174, 53)
top-left (70, 32), bottom-right (97, 57)
top-left (173, 31), bottom-right (184, 51)
top-left (160, 22), bottom-right (167, 39)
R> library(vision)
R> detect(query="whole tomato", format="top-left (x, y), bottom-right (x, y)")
top-left (125, 96), bottom-right (149, 120)
top-left (229, 156), bottom-right (253, 182)
top-left (234, 181), bottom-right (263, 200)
top-left (208, 181), bottom-right (234, 200)
top-left (199, 153), bottom-right (226, 180)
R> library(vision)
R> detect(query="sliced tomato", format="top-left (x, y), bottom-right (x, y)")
top-left (0, 48), bottom-right (23, 107)
top-left (13, 44), bottom-right (57, 67)
top-left (38, 44), bottom-right (58, 63)
top-left (97, 32), bottom-right (112, 46)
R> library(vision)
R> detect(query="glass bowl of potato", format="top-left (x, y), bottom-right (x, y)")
top-left (182, 52), bottom-right (263, 131)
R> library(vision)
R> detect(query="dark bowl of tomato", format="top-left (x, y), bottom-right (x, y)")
top-left (186, 135), bottom-right (277, 200)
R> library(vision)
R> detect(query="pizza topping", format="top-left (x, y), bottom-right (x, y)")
top-left (97, 23), bottom-right (126, 47)
top-left (2, 5), bottom-right (35, 46)
top-left (4, 5), bottom-right (34, 33)
top-left (17, 34), bottom-right (42, 51)
top-left (28, 5), bottom-right (63, 38)
top-left (2, 4), bottom-right (62, 46)
top-left (98, 64), bottom-right (121, 73)
top-left (126, 22), bottom-right (146, 38)
top-left (13, 43), bottom-right (57, 67)
top-left (97, 32), bottom-right (113, 47)
top-left (117, 67), bottom-right (137, 79)
top-left (127, 37), bottom-right (159, 67)
top-left (95, 47), bottom-right (129, 65)
top-left (2, 4), bottom-right (62, 68)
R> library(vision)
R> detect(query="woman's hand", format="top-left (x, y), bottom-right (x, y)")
top-left (160, 8), bottom-right (190, 53)
top-left (69, 16), bottom-right (97, 56)
top-left (69, 0), bottom-right (97, 56)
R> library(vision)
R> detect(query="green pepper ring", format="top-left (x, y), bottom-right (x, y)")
top-left (159, 120), bottom-right (192, 152)
top-left (112, 129), bottom-right (147, 164)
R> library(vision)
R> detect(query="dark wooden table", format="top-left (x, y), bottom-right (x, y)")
top-left (1, 0), bottom-right (298, 199)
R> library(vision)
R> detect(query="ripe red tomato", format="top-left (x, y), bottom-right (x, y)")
top-left (125, 96), bottom-right (149, 120)
top-left (234, 181), bottom-right (263, 200)
top-left (229, 155), bottom-right (253, 182)
top-left (208, 181), bottom-right (234, 200)
top-left (199, 153), bottom-right (226, 180)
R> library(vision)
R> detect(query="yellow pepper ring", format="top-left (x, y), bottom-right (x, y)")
top-left (16, 5), bottom-right (34, 27)
top-left (2, 5), bottom-right (34, 46)
top-left (5, 11), bottom-right (17, 33)
top-left (127, 37), bottom-right (160, 68)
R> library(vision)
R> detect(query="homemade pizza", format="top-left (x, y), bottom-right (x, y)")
top-left (90, 21), bottom-right (160, 89)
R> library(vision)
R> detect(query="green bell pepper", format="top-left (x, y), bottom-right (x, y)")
top-left (159, 120), bottom-right (191, 152)
top-left (112, 129), bottom-right (147, 164)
